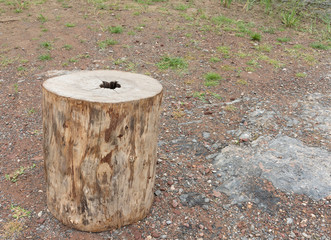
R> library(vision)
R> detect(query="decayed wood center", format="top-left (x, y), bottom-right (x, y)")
top-left (42, 70), bottom-right (163, 232)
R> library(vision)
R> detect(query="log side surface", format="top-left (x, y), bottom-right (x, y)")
top-left (42, 70), bottom-right (163, 232)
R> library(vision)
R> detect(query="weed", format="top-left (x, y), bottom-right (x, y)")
top-left (107, 26), bottom-right (123, 34)
top-left (98, 39), bottom-right (118, 49)
top-left (38, 53), bottom-right (52, 61)
top-left (212, 15), bottom-right (235, 25)
top-left (310, 42), bottom-right (329, 50)
top-left (237, 79), bottom-right (248, 85)
top-left (13, 83), bottom-right (18, 93)
top-left (224, 105), bottom-right (237, 111)
top-left (40, 41), bottom-right (52, 50)
top-left (5, 166), bottom-right (25, 183)
top-left (210, 57), bottom-right (221, 63)
top-left (247, 59), bottom-right (259, 67)
top-left (211, 92), bottom-right (222, 99)
top-left (37, 13), bottom-right (47, 23)
top-left (65, 23), bottom-right (76, 27)
top-left (217, 46), bottom-right (231, 58)
top-left (261, 27), bottom-right (276, 34)
top-left (172, 109), bottom-right (185, 119)
top-left (250, 32), bottom-right (261, 41)
top-left (0, 221), bottom-right (24, 239)
top-left (128, 30), bottom-right (136, 35)
top-left (193, 92), bottom-right (207, 102)
top-left (174, 4), bottom-right (189, 11)
top-left (293, 44), bottom-right (304, 49)
top-left (27, 108), bottom-right (35, 115)
top-left (277, 37), bottom-right (291, 43)
top-left (255, 44), bottom-right (272, 52)
top-left (295, 72), bottom-right (306, 78)
top-left (17, 66), bottom-right (26, 71)
top-left (204, 72), bottom-right (221, 87)
top-left (63, 44), bottom-right (73, 50)
top-left (11, 204), bottom-right (31, 219)
top-left (221, 0), bottom-right (232, 8)
top-left (157, 56), bottom-right (187, 70)
top-left (281, 9), bottom-right (299, 27)
top-left (236, 51), bottom-right (252, 58)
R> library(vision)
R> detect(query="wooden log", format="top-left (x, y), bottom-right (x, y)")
top-left (42, 70), bottom-right (163, 232)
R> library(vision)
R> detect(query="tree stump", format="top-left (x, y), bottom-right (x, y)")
top-left (42, 70), bottom-right (163, 232)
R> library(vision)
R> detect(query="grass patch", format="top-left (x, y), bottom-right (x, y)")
top-left (63, 44), bottom-right (73, 50)
top-left (38, 53), bottom-right (52, 61)
top-left (40, 41), bottom-right (52, 50)
top-left (37, 13), bottom-right (47, 23)
top-left (250, 32), bottom-right (261, 41)
top-left (98, 39), bottom-right (118, 49)
top-left (107, 25), bottom-right (123, 34)
top-left (157, 56), bottom-right (187, 70)
top-left (65, 23), bottom-right (75, 27)
top-left (210, 57), bottom-right (221, 63)
top-left (310, 42), bottom-right (329, 50)
top-left (204, 72), bottom-right (221, 87)
top-left (277, 37), bottom-right (291, 43)
top-left (295, 72), bottom-right (307, 78)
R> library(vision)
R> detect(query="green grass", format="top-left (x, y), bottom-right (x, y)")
top-left (210, 57), bottom-right (221, 63)
top-left (40, 41), bottom-right (52, 50)
top-left (38, 53), bottom-right (52, 61)
top-left (281, 9), bottom-right (299, 28)
top-left (204, 72), bottom-right (221, 87)
top-left (157, 56), bottom-right (187, 70)
top-left (174, 4), bottom-right (189, 11)
top-left (63, 44), bottom-right (73, 50)
top-left (277, 37), bottom-right (291, 43)
top-left (107, 25), bottom-right (123, 34)
top-left (37, 13), bottom-right (47, 23)
top-left (310, 42), bottom-right (329, 50)
top-left (255, 44), bottom-right (272, 52)
top-left (250, 32), bottom-right (261, 41)
top-left (295, 72), bottom-right (307, 78)
top-left (98, 39), bottom-right (118, 49)
top-left (65, 23), bottom-right (76, 27)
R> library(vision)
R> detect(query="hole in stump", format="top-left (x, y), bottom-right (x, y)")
top-left (100, 81), bottom-right (121, 90)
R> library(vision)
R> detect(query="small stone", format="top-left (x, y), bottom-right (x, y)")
top-left (203, 132), bottom-right (210, 139)
top-left (154, 190), bottom-right (162, 196)
top-left (166, 220), bottom-right (172, 225)
top-left (160, 235), bottom-right (167, 239)
top-left (302, 233), bottom-right (311, 238)
top-left (202, 205), bottom-right (209, 210)
top-left (239, 132), bottom-right (251, 142)
top-left (172, 200), bottom-right (178, 208)
top-left (286, 218), bottom-right (293, 225)
top-left (37, 211), bottom-right (42, 217)
top-left (151, 232), bottom-right (161, 238)
top-left (36, 218), bottom-right (45, 224)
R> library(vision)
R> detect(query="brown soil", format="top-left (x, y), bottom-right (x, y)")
top-left (0, 0), bottom-right (330, 239)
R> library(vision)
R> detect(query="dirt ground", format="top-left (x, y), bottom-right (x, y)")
top-left (0, 0), bottom-right (330, 239)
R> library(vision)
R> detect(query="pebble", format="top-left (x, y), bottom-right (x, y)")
top-left (286, 218), bottom-right (293, 224)
top-left (160, 235), bottom-right (167, 239)
top-left (37, 211), bottom-right (42, 217)
top-left (166, 220), bottom-right (172, 225)
top-left (154, 190), bottom-right (162, 196)
top-left (203, 132), bottom-right (210, 139)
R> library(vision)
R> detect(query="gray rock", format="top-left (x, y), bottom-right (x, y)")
top-left (213, 135), bottom-right (331, 206)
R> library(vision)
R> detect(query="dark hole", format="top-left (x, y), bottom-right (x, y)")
top-left (100, 81), bottom-right (121, 90)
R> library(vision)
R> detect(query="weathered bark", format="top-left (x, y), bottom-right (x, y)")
top-left (42, 70), bottom-right (163, 232)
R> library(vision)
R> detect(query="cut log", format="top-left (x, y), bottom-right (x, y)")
top-left (42, 70), bottom-right (163, 232)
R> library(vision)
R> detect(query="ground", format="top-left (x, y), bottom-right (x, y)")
top-left (0, 0), bottom-right (330, 239)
